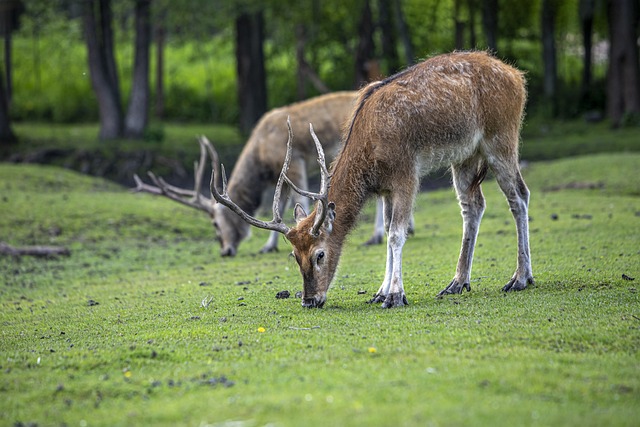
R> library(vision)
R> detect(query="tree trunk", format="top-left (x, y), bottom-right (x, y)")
top-left (607, 0), bottom-right (640, 127)
top-left (481, 0), bottom-right (498, 52)
top-left (125, 0), bottom-right (151, 138)
top-left (235, 10), bottom-right (267, 134)
top-left (154, 9), bottom-right (165, 119)
top-left (393, 0), bottom-right (414, 65)
top-left (355, 0), bottom-right (375, 87)
top-left (579, 0), bottom-right (595, 103)
top-left (82, 0), bottom-right (123, 140)
top-left (541, 0), bottom-right (558, 116)
top-left (467, 0), bottom-right (477, 48)
top-left (0, 67), bottom-right (16, 145)
top-left (378, 0), bottom-right (400, 74)
top-left (3, 13), bottom-right (11, 105)
top-left (296, 24), bottom-right (307, 100)
top-left (454, 0), bottom-right (465, 50)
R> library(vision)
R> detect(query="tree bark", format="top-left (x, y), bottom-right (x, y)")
top-left (355, 0), bottom-right (375, 87)
top-left (579, 0), bottom-right (595, 102)
top-left (82, 0), bottom-right (123, 140)
top-left (378, 0), bottom-right (400, 74)
top-left (296, 24), bottom-right (307, 100)
top-left (154, 9), bottom-right (165, 119)
top-left (0, 67), bottom-right (16, 145)
top-left (393, 0), bottom-right (414, 65)
top-left (607, 0), bottom-right (640, 127)
top-left (481, 0), bottom-right (498, 52)
top-left (467, 0), bottom-right (477, 48)
top-left (454, 0), bottom-right (465, 50)
top-left (124, 0), bottom-right (151, 138)
top-left (541, 0), bottom-right (558, 116)
top-left (235, 10), bottom-right (267, 134)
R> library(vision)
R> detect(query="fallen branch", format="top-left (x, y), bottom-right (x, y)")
top-left (0, 242), bottom-right (71, 258)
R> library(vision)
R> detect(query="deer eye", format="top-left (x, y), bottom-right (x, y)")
top-left (316, 251), bottom-right (325, 263)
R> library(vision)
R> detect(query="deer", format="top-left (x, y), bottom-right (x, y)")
top-left (133, 91), bottom-right (405, 257)
top-left (209, 51), bottom-right (534, 309)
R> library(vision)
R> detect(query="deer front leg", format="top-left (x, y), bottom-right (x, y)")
top-left (369, 194), bottom-right (409, 308)
top-left (438, 161), bottom-right (485, 296)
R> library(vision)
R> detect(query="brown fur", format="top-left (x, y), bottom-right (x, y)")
top-left (288, 51), bottom-right (533, 308)
top-left (213, 92), bottom-right (357, 256)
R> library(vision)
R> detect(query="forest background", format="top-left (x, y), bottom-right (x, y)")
top-left (0, 0), bottom-right (638, 149)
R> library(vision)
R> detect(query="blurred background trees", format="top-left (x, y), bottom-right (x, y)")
top-left (0, 0), bottom-right (639, 143)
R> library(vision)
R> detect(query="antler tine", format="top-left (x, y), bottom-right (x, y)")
top-left (198, 135), bottom-right (221, 192)
top-left (191, 136), bottom-right (209, 203)
top-left (133, 170), bottom-right (215, 215)
top-left (282, 123), bottom-right (330, 236)
top-left (209, 139), bottom-right (291, 235)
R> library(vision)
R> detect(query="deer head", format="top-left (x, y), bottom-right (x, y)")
top-left (210, 118), bottom-right (335, 308)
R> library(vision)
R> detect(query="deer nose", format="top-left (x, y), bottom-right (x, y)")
top-left (302, 296), bottom-right (326, 308)
top-left (220, 246), bottom-right (236, 257)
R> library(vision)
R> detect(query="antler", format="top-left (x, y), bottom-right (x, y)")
top-left (283, 123), bottom-right (331, 236)
top-left (132, 138), bottom-right (215, 215)
top-left (209, 118), bottom-right (295, 235)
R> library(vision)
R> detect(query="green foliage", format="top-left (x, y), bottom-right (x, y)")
top-left (9, 0), bottom-right (615, 126)
top-left (1, 152), bottom-right (639, 426)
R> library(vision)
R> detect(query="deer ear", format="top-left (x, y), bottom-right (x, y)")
top-left (294, 203), bottom-right (308, 224)
top-left (324, 202), bottom-right (336, 234)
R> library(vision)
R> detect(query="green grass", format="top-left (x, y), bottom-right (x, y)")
top-left (1, 152), bottom-right (639, 426)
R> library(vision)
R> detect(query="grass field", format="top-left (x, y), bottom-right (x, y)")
top-left (1, 147), bottom-right (639, 425)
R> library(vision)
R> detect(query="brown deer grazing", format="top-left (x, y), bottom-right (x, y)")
top-left (211, 51), bottom-right (534, 308)
top-left (134, 91), bottom-right (401, 257)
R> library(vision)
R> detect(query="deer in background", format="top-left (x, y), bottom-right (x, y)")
top-left (211, 51), bottom-right (534, 308)
top-left (134, 91), bottom-right (404, 256)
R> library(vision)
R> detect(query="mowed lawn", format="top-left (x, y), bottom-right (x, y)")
top-left (0, 152), bottom-right (638, 426)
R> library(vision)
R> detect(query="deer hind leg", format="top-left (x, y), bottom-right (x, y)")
top-left (489, 157), bottom-right (534, 291)
top-left (364, 198), bottom-right (385, 246)
top-left (438, 156), bottom-right (487, 296)
top-left (364, 198), bottom-right (415, 246)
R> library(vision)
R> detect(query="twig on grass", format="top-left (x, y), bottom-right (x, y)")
top-left (288, 326), bottom-right (321, 330)
top-left (0, 241), bottom-right (70, 258)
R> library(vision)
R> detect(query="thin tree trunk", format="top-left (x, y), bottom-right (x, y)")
top-left (454, 0), bottom-right (465, 50)
top-left (235, 10), bottom-right (267, 134)
top-left (296, 24), bottom-right (307, 100)
top-left (579, 0), bottom-right (595, 104)
top-left (82, 0), bottom-right (123, 140)
top-left (154, 10), bottom-right (165, 119)
top-left (393, 0), bottom-right (414, 65)
top-left (125, 0), bottom-right (151, 138)
top-left (3, 12), bottom-right (11, 105)
top-left (541, 0), bottom-right (558, 116)
top-left (607, 0), bottom-right (640, 127)
top-left (378, 0), bottom-right (400, 74)
top-left (0, 67), bottom-right (16, 145)
top-left (481, 0), bottom-right (498, 52)
top-left (467, 0), bottom-right (477, 48)
top-left (355, 0), bottom-right (375, 87)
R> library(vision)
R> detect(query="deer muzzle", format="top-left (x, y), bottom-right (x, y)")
top-left (302, 294), bottom-right (326, 308)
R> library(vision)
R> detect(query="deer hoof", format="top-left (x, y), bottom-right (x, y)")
top-left (437, 280), bottom-right (471, 297)
top-left (363, 234), bottom-right (383, 246)
top-left (502, 275), bottom-right (534, 292)
top-left (259, 246), bottom-right (279, 254)
top-left (367, 294), bottom-right (386, 304)
top-left (381, 293), bottom-right (408, 308)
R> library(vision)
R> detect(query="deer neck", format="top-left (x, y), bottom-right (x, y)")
top-left (226, 152), bottom-right (268, 215)
top-left (327, 148), bottom-right (373, 249)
